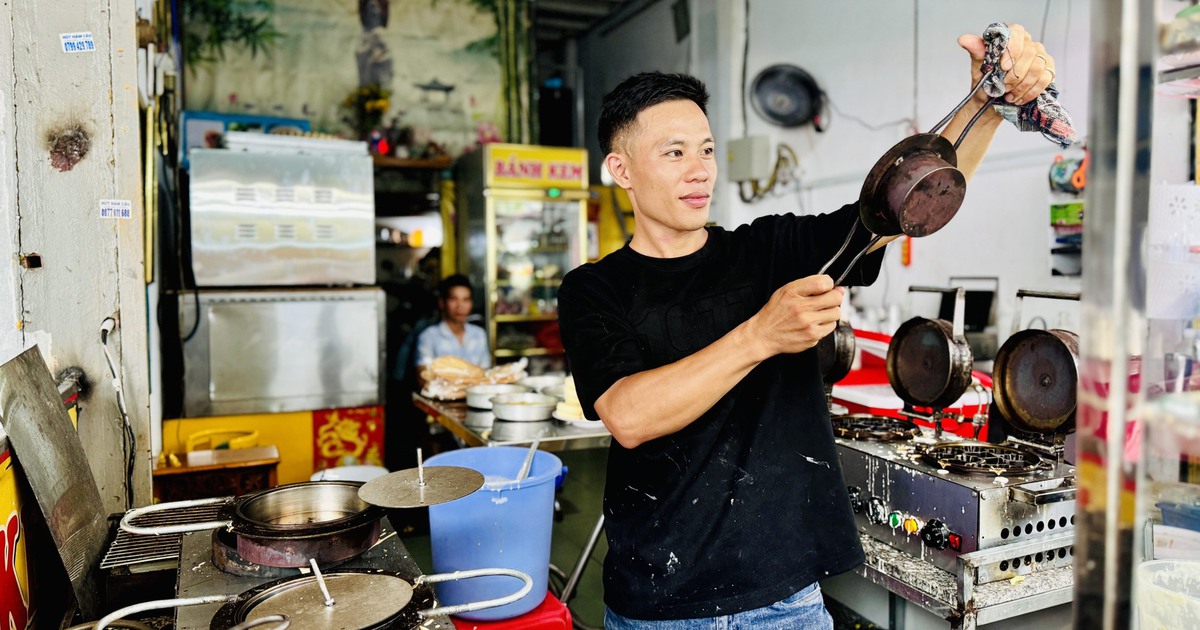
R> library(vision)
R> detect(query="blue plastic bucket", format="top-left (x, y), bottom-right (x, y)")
top-left (426, 446), bottom-right (562, 620)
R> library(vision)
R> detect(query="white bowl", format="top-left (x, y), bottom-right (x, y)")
top-left (490, 392), bottom-right (558, 422)
top-left (466, 383), bottom-right (531, 409)
top-left (518, 373), bottom-right (566, 391)
top-left (541, 384), bottom-right (567, 400)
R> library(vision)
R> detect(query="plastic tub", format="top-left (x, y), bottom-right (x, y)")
top-left (426, 446), bottom-right (563, 620)
top-left (1137, 559), bottom-right (1200, 629)
top-left (1159, 502), bottom-right (1200, 533)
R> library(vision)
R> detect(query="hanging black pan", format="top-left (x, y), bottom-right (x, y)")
top-left (887, 287), bottom-right (974, 409)
top-left (820, 73), bottom-right (1000, 284)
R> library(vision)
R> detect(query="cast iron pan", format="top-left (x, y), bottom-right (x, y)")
top-left (992, 328), bottom-right (1079, 434)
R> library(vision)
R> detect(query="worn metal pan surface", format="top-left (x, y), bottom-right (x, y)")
top-left (886, 317), bottom-right (974, 410)
top-left (992, 328), bottom-right (1080, 434)
top-left (817, 320), bottom-right (856, 385)
top-left (120, 481), bottom-right (385, 568)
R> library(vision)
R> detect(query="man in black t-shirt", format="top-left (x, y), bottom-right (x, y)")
top-left (558, 24), bottom-right (1057, 628)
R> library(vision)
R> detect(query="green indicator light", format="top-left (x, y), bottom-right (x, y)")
top-left (548, 188), bottom-right (561, 198)
top-left (888, 512), bottom-right (903, 528)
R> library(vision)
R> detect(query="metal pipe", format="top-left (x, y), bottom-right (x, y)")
top-left (1075, 0), bottom-right (1155, 627)
top-left (416, 568), bottom-right (533, 618)
top-left (561, 514), bottom-right (606, 604)
top-left (94, 594), bottom-right (239, 630)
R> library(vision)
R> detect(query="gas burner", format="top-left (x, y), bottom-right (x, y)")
top-left (211, 528), bottom-right (355, 579)
top-left (919, 442), bottom-right (1044, 477)
top-left (832, 414), bottom-right (921, 442)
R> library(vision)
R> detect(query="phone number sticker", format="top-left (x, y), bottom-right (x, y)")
top-left (60, 32), bottom-right (96, 54)
top-left (99, 199), bottom-right (133, 220)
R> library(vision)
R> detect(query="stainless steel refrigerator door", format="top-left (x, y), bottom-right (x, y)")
top-left (189, 149), bottom-right (375, 287)
top-left (181, 288), bottom-right (385, 417)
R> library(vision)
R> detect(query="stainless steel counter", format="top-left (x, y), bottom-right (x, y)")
top-left (414, 394), bottom-right (612, 451)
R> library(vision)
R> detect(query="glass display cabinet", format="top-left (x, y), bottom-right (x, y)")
top-left (455, 144), bottom-right (588, 367)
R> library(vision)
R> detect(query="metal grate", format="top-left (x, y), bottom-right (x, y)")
top-left (236, 224), bottom-right (257, 240)
top-left (274, 224), bottom-right (297, 240)
top-left (275, 187), bottom-right (296, 203)
top-left (919, 442), bottom-right (1044, 477)
top-left (100, 502), bottom-right (224, 570)
top-left (315, 224), bottom-right (336, 240)
top-left (314, 188), bottom-right (334, 204)
top-left (832, 414), bottom-right (921, 442)
top-left (234, 187), bottom-right (257, 203)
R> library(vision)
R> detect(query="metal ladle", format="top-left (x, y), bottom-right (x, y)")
top-left (819, 72), bottom-right (1000, 285)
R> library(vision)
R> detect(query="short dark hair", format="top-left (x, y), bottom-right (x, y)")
top-left (437, 274), bottom-right (472, 300)
top-left (598, 72), bottom-right (710, 155)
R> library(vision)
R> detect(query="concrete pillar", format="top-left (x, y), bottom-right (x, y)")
top-left (0, 0), bottom-right (151, 513)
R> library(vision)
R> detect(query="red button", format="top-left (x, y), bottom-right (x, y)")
top-left (948, 533), bottom-right (962, 551)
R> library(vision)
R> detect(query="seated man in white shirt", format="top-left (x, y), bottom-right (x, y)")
top-left (415, 274), bottom-right (492, 372)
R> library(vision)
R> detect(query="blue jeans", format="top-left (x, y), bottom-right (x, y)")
top-left (603, 582), bottom-right (834, 630)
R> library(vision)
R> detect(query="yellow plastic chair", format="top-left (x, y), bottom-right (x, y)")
top-left (185, 428), bottom-right (259, 452)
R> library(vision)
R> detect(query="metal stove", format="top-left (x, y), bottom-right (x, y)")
top-left (99, 511), bottom-right (453, 629)
top-left (172, 522), bottom-right (452, 630)
top-left (833, 413), bottom-right (1076, 582)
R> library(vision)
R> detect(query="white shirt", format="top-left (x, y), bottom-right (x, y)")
top-left (415, 321), bottom-right (492, 369)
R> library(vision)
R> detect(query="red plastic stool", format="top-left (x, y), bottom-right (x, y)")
top-left (451, 591), bottom-right (572, 630)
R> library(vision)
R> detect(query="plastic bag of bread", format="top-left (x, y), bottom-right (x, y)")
top-left (429, 356), bottom-right (486, 383)
top-left (484, 358), bottom-right (528, 384)
top-left (421, 377), bottom-right (466, 401)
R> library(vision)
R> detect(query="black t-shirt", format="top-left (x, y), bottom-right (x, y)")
top-left (557, 204), bottom-right (885, 620)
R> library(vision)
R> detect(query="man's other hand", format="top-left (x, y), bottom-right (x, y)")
top-left (958, 23), bottom-right (1056, 107)
top-left (748, 275), bottom-right (845, 359)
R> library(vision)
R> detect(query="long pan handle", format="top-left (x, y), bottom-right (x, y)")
top-left (1010, 289), bottom-right (1082, 335)
top-left (94, 595), bottom-right (240, 629)
top-left (927, 71), bottom-right (993, 136)
top-left (119, 496), bottom-right (233, 535)
top-left (907, 286), bottom-right (966, 339)
top-left (416, 568), bottom-right (534, 618)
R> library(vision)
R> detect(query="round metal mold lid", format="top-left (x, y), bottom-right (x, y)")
top-left (887, 318), bottom-right (953, 407)
top-left (817, 320), bottom-right (855, 385)
top-left (239, 572), bottom-right (413, 630)
top-left (358, 466), bottom-right (484, 509)
top-left (993, 329), bottom-right (1079, 434)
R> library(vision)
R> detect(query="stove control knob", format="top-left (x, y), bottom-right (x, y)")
top-left (867, 497), bottom-right (887, 525)
top-left (847, 486), bottom-right (865, 513)
top-left (920, 519), bottom-right (951, 550)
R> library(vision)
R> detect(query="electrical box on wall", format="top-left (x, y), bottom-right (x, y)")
top-left (727, 136), bottom-right (772, 182)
